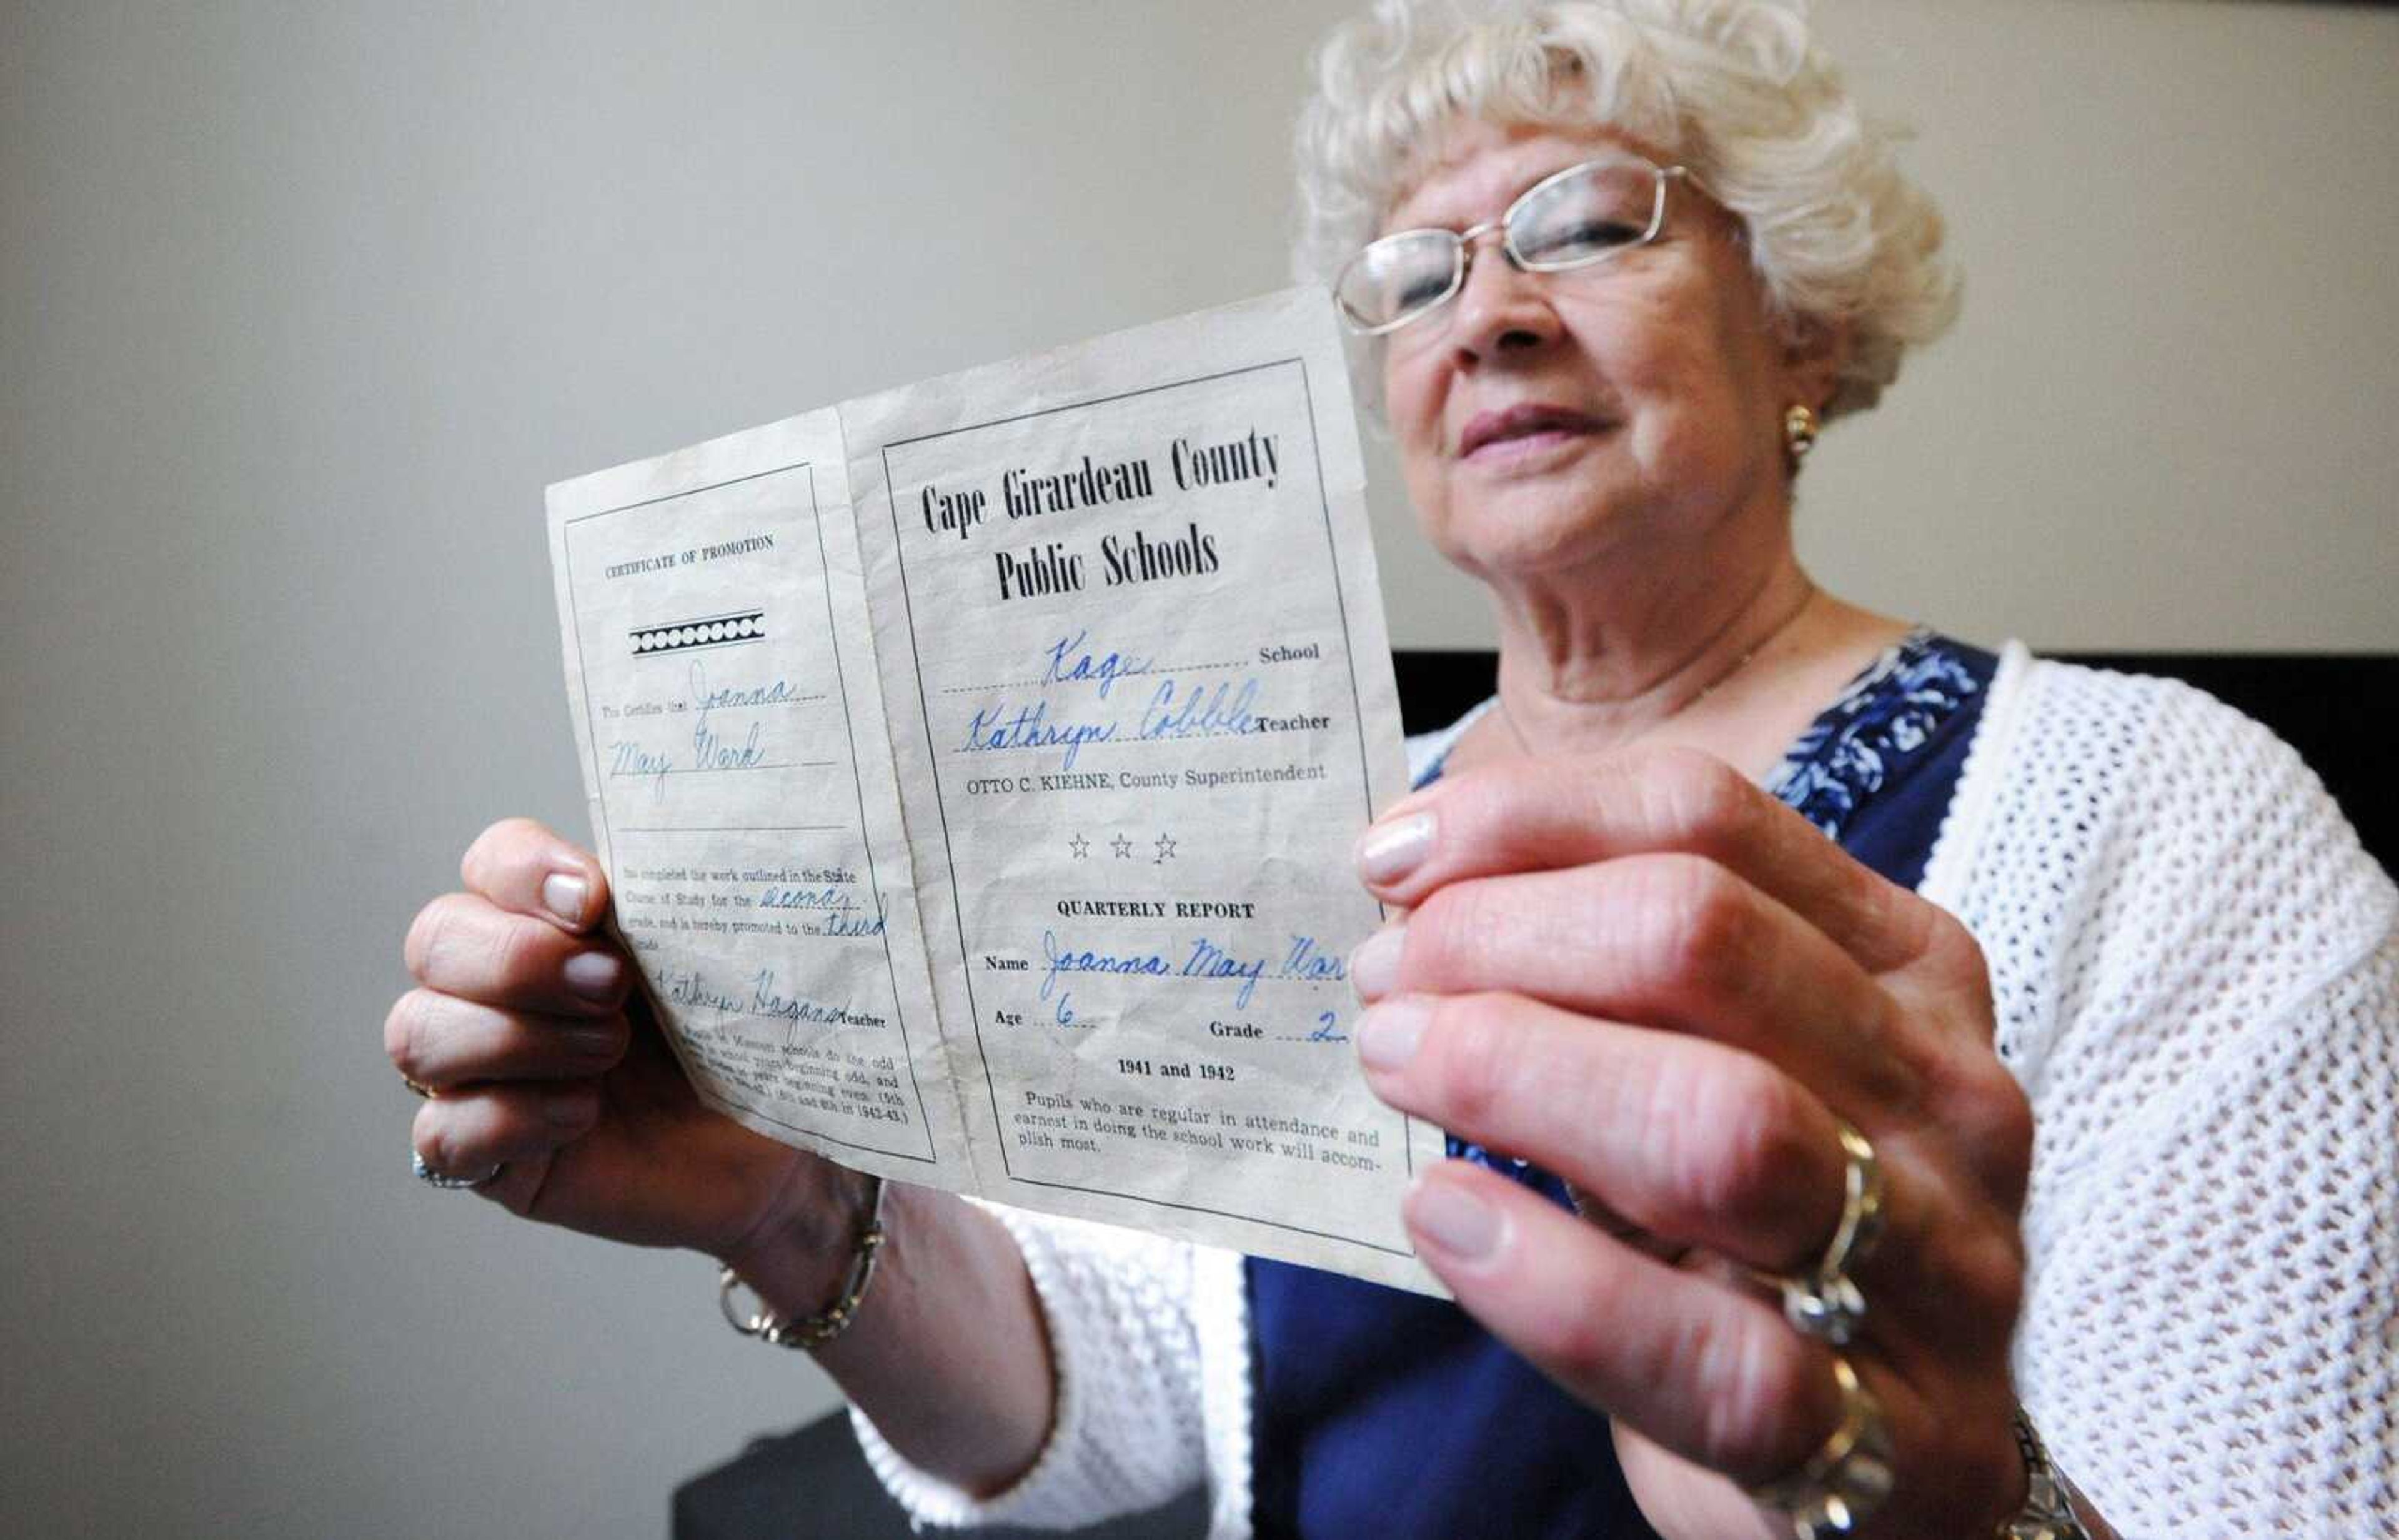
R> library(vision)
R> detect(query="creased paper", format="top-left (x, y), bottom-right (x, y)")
top-left (546, 288), bottom-right (1442, 1291)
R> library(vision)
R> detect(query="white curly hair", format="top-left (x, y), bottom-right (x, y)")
top-left (1294, 0), bottom-right (1959, 422)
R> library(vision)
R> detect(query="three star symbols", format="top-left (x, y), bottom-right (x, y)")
top-left (1080, 832), bottom-right (1177, 863)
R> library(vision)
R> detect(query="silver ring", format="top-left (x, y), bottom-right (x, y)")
top-left (413, 1150), bottom-right (502, 1190)
top-left (1745, 1352), bottom-right (1895, 1538)
top-left (1777, 1121), bottom-right (1885, 1345)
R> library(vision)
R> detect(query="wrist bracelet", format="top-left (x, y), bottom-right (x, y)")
top-left (1999, 1406), bottom-right (2089, 1540)
top-left (718, 1175), bottom-right (888, 1352)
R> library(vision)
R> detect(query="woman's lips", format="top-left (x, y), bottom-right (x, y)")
top-left (1456, 404), bottom-right (1611, 460)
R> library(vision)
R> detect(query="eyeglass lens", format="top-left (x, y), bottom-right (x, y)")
top-left (1336, 158), bottom-right (1666, 332)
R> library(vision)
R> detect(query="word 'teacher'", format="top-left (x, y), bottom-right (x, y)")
top-left (545, 287), bottom-right (1441, 1292)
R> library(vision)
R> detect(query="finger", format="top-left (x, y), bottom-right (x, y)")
top-left (1404, 1158), bottom-right (1859, 1487)
top-left (1355, 855), bottom-right (1930, 1116)
top-left (412, 1081), bottom-right (602, 1175)
top-left (385, 988), bottom-right (629, 1090)
top-left (404, 892), bottom-right (630, 1018)
top-left (1366, 989), bottom-right (2025, 1359)
top-left (1359, 991), bottom-right (1855, 1275)
top-left (460, 817), bottom-right (608, 933)
top-left (1358, 745), bottom-right (1943, 978)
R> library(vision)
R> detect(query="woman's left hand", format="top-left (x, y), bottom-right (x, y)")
top-left (1349, 744), bottom-right (2035, 1538)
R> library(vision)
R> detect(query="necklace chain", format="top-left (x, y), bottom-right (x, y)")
top-left (1495, 580), bottom-right (1818, 757)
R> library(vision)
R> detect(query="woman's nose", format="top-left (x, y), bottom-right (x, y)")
top-left (1449, 227), bottom-right (1561, 360)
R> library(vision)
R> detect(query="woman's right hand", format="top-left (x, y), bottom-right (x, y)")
top-left (390, 820), bottom-right (1059, 1493)
top-left (386, 817), bottom-right (853, 1262)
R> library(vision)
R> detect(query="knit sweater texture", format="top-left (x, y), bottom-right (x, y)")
top-left (854, 643), bottom-right (2399, 1536)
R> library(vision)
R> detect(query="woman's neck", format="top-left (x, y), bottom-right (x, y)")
top-left (1454, 545), bottom-right (1912, 779)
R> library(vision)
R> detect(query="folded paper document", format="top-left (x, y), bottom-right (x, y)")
top-left (546, 287), bottom-right (1441, 1291)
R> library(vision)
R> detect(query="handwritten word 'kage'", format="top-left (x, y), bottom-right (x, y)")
top-left (1041, 630), bottom-right (1153, 698)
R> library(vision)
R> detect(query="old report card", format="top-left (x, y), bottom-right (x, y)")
top-left (547, 288), bottom-right (1444, 1291)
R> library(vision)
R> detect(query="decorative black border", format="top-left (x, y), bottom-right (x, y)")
top-left (630, 609), bottom-right (766, 657)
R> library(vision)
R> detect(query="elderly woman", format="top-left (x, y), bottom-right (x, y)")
top-left (387, 1), bottom-right (2395, 1535)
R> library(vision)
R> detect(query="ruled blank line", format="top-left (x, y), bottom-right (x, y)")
top-left (618, 825), bottom-right (848, 833)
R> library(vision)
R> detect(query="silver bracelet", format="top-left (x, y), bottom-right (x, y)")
top-left (1999, 1406), bottom-right (2090, 1540)
top-left (717, 1175), bottom-right (888, 1351)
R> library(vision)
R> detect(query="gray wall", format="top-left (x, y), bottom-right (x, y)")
top-left (2, 2), bottom-right (2392, 1536)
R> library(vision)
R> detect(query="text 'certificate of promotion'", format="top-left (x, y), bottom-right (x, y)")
top-left (547, 288), bottom-right (1444, 1291)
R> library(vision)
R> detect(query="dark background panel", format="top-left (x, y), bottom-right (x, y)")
top-left (1392, 650), bottom-right (2397, 873)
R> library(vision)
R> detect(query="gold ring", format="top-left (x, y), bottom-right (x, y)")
top-left (1745, 1352), bottom-right (1894, 1538)
top-left (1776, 1120), bottom-right (1884, 1344)
top-left (400, 1074), bottom-right (438, 1099)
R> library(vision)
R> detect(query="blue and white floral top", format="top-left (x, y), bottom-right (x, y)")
top-left (1243, 630), bottom-right (1997, 1540)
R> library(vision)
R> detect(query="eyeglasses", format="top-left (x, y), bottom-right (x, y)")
top-left (1334, 154), bottom-right (1693, 335)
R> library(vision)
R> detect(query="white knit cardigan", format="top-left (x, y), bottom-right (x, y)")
top-left (856, 645), bottom-right (2399, 1536)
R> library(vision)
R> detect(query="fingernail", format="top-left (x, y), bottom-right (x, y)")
top-left (562, 950), bottom-right (623, 1002)
top-left (544, 1088), bottom-right (591, 1126)
top-left (1356, 997), bottom-right (1431, 1072)
top-left (1356, 811), bottom-right (1434, 887)
top-left (1349, 924), bottom-right (1406, 1002)
top-left (563, 1023), bottom-right (623, 1060)
top-left (543, 873), bottom-right (589, 926)
top-left (1409, 1174), bottom-right (1504, 1262)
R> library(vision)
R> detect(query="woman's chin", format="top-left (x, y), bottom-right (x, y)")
top-left (1425, 489), bottom-right (1642, 584)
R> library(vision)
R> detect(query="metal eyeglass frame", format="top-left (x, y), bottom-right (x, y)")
top-left (1334, 154), bottom-right (1695, 336)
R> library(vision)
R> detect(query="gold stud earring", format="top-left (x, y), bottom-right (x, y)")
top-left (1784, 404), bottom-right (1820, 462)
